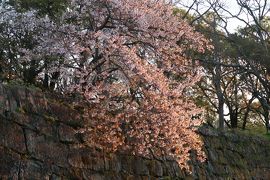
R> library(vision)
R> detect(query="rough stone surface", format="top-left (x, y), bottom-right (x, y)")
top-left (0, 84), bottom-right (270, 179)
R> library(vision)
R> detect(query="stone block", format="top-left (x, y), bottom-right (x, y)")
top-left (149, 160), bottom-right (163, 177)
top-left (58, 124), bottom-right (77, 143)
top-left (0, 120), bottom-right (26, 153)
top-left (133, 157), bottom-right (149, 176)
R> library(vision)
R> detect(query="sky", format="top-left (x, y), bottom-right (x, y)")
top-left (178, 0), bottom-right (252, 32)
top-left (224, 0), bottom-right (246, 32)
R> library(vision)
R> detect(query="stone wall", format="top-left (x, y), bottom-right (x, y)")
top-left (0, 84), bottom-right (270, 179)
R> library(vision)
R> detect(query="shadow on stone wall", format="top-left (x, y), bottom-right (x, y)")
top-left (0, 84), bottom-right (270, 179)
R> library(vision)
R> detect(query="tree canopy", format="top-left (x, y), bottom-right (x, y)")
top-left (0, 0), bottom-right (212, 170)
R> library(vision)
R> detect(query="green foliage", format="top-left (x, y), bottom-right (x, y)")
top-left (5, 79), bottom-right (42, 91)
top-left (173, 8), bottom-right (195, 22)
top-left (8, 0), bottom-right (68, 18)
top-left (16, 107), bottom-right (26, 114)
top-left (229, 33), bottom-right (269, 63)
top-left (44, 114), bottom-right (58, 123)
top-left (236, 122), bottom-right (270, 140)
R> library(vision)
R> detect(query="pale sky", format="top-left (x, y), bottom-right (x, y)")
top-left (221, 0), bottom-right (248, 32)
top-left (178, 0), bottom-right (260, 33)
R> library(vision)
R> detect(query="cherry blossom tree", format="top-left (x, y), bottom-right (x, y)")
top-left (1, 0), bottom-right (211, 170)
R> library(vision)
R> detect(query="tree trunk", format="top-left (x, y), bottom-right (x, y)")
top-left (264, 111), bottom-right (270, 134)
top-left (242, 97), bottom-right (254, 130)
top-left (230, 109), bottom-right (238, 128)
top-left (49, 71), bottom-right (60, 90)
top-left (214, 64), bottom-right (224, 130)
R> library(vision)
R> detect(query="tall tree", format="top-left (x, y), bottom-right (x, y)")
top-left (1, 0), bottom-right (211, 169)
top-left (178, 0), bottom-right (270, 132)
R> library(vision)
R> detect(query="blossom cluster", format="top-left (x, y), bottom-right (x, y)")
top-left (1, 0), bottom-right (211, 170)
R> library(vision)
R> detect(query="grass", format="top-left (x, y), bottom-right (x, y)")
top-left (4, 79), bottom-right (42, 92)
top-left (234, 123), bottom-right (270, 140)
